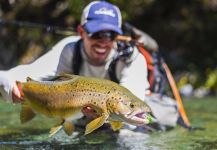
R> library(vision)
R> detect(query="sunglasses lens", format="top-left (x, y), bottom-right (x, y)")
top-left (88, 31), bottom-right (117, 40)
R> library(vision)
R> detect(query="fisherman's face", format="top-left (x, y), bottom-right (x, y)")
top-left (79, 26), bottom-right (117, 65)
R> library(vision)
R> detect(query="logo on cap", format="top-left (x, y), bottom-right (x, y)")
top-left (94, 7), bottom-right (116, 17)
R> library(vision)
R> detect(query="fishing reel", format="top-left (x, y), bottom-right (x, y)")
top-left (108, 36), bottom-right (136, 83)
top-left (115, 36), bottom-right (135, 61)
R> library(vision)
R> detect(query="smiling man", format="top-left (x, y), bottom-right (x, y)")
top-left (0, 0), bottom-right (181, 133)
top-left (77, 1), bottom-right (121, 65)
top-left (0, 0), bottom-right (150, 125)
top-left (78, 29), bottom-right (116, 65)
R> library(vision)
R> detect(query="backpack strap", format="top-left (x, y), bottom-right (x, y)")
top-left (151, 51), bottom-right (167, 94)
top-left (136, 45), bottom-right (155, 90)
top-left (137, 45), bottom-right (168, 94)
top-left (108, 57), bottom-right (120, 83)
top-left (72, 39), bottom-right (82, 75)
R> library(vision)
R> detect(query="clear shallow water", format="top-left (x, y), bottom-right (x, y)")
top-left (0, 97), bottom-right (216, 150)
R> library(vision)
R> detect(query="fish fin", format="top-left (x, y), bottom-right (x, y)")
top-left (58, 73), bottom-right (77, 78)
top-left (85, 113), bottom-right (109, 135)
top-left (109, 121), bottom-right (123, 131)
top-left (49, 73), bottom-right (78, 81)
top-left (49, 125), bottom-right (63, 137)
top-left (49, 120), bottom-right (64, 137)
top-left (20, 104), bottom-right (36, 124)
top-left (26, 77), bottom-right (34, 82)
top-left (63, 121), bottom-right (74, 136)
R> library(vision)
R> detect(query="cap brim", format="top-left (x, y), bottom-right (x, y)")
top-left (84, 21), bottom-right (123, 34)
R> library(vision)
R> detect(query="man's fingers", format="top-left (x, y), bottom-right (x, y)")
top-left (12, 84), bottom-right (23, 103)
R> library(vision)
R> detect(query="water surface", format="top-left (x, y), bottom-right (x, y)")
top-left (0, 97), bottom-right (216, 150)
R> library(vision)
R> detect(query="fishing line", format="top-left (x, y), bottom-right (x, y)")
top-left (0, 18), bottom-right (77, 35)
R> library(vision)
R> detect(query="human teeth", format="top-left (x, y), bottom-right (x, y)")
top-left (95, 48), bottom-right (106, 53)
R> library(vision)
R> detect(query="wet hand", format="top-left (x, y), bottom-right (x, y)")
top-left (12, 83), bottom-right (23, 103)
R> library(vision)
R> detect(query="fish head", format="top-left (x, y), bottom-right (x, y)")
top-left (107, 93), bottom-right (154, 126)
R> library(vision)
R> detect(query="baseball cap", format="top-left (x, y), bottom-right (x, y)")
top-left (81, 1), bottom-right (122, 34)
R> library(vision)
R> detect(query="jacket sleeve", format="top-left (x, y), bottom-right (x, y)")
top-left (117, 47), bottom-right (150, 101)
top-left (0, 36), bottom-right (79, 103)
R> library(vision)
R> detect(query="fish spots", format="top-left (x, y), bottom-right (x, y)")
top-left (55, 85), bottom-right (60, 89)
top-left (63, 93), bottom-right (69, 98)
top-left (130, 103), bottom-right (135, 108)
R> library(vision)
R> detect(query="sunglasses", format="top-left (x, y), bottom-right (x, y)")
top-left (86, 30), bottom-right (118, 41)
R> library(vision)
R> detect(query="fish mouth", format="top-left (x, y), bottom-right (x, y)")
top-left (124, 111), bottom-right (154, 125)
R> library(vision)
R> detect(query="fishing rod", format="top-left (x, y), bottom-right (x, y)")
top-left (0, 19), bottom-right (77, 35)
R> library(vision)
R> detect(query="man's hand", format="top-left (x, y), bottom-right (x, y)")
top-left (82, 106), bottom-right (99, 118)
top-left (12, 83), bottom-right (23, 103)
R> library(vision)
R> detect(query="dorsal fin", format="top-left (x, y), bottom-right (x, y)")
top-left (26, 77), bottom-right (34, 82)
top-left (49, 73), bottom-right (79, 81)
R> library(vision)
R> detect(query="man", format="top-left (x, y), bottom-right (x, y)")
top-left (0, 1), bottom-right (149, 111)
top-left (0, 1), bottom-right (179, 130)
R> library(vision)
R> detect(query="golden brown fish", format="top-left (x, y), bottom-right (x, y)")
top-left (17, 73), bottom-right (153, 136)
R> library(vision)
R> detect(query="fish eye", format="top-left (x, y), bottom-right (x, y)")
top-left (130, 103), bottom-right (134, 108)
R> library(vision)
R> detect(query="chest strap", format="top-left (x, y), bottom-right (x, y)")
top-left (72, 39), bottom-right (82, 75)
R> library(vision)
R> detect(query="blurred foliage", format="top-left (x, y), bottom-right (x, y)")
top-left (177, 68), bottom-right (217, 96)
top-left (0, 0), bottom-right (216, 91)
top-left (205, 68), bottom-right (217, 94)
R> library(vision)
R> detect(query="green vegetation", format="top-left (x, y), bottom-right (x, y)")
top-left (156, 97), bottom-right (217, 150)
top-left (0, 0), bottom-right (216, 71)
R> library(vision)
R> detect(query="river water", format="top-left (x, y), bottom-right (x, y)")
top-left (0, 97), bottom-right (216, 150)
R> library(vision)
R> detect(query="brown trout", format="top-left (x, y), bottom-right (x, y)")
top-left (16, 73), bottom-right (153, 136)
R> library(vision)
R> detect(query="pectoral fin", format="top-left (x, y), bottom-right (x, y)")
top-left (85, 113), bottom-right (109, 135)
top-left (109, 121), bottom-right (123, 131)
top-left (49, 120), bottom-right (64, 137)
top-left (20, 104), bottom-right (36, 124)
top-left (63, 121), bottom-right (74, 136)
top-left (49, 120), bottom-right (74, 137)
